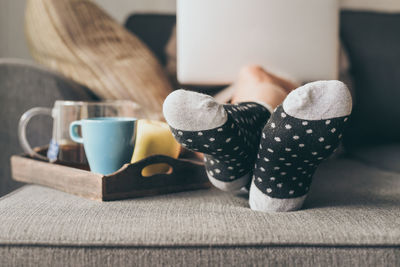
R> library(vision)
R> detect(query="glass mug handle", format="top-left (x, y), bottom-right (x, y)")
top-left (18, 107), bottom-right (53, 161)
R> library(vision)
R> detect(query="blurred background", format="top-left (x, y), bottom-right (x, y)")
top-left (1, 0), bottom-right (400, 162)
top-left (0, 0), bottom-right (176, 59)
top-left (1, 0), bottom-right (399, 60)
top-left (0, 0), bottom-right (399, 195)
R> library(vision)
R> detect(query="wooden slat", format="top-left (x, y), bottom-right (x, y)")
top-left (11, 155), bottom-right (103, 200)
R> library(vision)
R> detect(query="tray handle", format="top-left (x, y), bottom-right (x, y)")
top-left (117, 154), bottom-right (202, 179)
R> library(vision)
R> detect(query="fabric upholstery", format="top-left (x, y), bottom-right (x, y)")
top-left (349, 143), bottom-right (400, 173)
top-left (0, 157), bottom-right (399, 266)
top-left (124, 14), bottom-right (176, 66)
top-left (1, 245), bottom-right (398, 267)
top-left (340, 11), bottom-right (400, 148)
top-left (0, 59), bottom-right (97, 197)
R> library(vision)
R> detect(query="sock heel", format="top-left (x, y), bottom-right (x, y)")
top-left (249, 180), bottom-right (307, 212)
top-left (207, 172), bottom-right (251, 191)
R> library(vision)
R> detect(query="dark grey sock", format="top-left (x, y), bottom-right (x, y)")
top-left (163, 90), bottom-right (271, 191)
top-left (249, 80), bottom-right (352, 212)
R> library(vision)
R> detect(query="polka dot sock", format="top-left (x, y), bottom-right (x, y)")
top-left (163, 89), bottom-right (272, 191)
top-left (249, 80), bottom-right (352, 212)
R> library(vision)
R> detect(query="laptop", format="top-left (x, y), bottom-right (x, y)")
top-left (177, 0), bottom-right (339, 85)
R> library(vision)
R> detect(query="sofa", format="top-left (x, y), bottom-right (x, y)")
top-left (0, 12), bottom-right (399, 266)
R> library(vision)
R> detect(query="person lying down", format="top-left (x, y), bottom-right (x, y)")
top-left (163, 65), bottom-right (352, 212)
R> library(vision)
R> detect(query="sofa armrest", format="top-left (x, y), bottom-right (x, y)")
top-left (0, 59), bottom-right (97, 196)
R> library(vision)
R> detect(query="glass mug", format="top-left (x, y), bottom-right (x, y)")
top-left (18, 100), bottom-right (143, 165)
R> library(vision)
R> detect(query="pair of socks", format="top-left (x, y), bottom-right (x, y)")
top-left (163, 80), bottom-right (352, 212)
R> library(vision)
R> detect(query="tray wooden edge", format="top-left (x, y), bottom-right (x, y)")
top-left (100, 154), bottom-right (211, 201)
top-left (10, 154), bottom-right (211, 201)
top-left (11, 155), bottom-right (104, 201)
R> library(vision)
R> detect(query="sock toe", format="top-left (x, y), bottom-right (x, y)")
top-left (163, 89), bottom-right (227, 131)
top-left (283, 80), bottom-right (352, 120)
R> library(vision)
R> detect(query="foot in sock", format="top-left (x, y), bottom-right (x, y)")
top-left (163, 90), bottom-right (271, 191)
top-left (249, 80), bottom-right (352, 212)
top-left (231, 65), bottom-right (296, 105)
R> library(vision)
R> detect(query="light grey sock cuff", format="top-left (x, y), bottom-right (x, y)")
top-left (249, 180), bottom-right (307, 212)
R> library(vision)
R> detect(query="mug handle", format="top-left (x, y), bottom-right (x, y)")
top-left (69, 121), bottom-right (84, 144)
top-left (18, 107), bottom-right (52, 161)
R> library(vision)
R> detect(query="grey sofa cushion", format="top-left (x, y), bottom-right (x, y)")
top-left (0, 158), bottom-right (399, 266)
top-left (0, 59), bottom-right (97, 197)
top-left (349, 144), bottom-right (400, 173)
top-left (1, 245), bottom-right (398, 267)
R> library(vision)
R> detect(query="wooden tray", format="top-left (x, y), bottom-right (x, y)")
top-left (10, 148), bottom-right (210, 201)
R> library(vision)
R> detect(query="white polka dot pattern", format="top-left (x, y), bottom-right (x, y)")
top-left (253, 105), bottom-right (349, 199)
top-left (169, 102), bottom-right (270, 184)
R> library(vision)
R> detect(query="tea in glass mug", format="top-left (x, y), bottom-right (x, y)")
top-left (18, 100), bottom-right (144, 166)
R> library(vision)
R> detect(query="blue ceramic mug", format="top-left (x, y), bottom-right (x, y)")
top-left (69, 117), bottom-right (137, 175)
